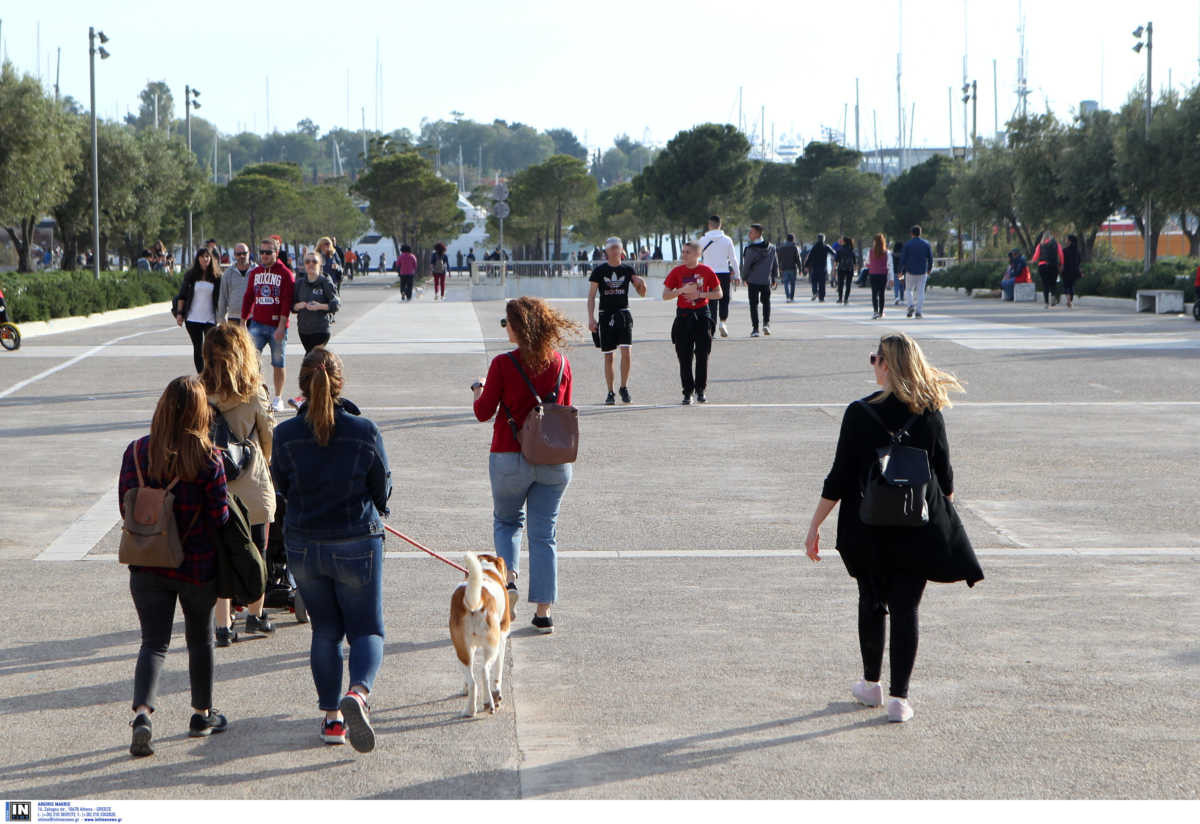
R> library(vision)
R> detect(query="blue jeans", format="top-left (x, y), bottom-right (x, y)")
top-left (286, 533), bottom-right (385, 711)
top-left (893, 275), bottom-right (905, 302)
top-left (489, 452), bottom-right (572, 605)
top-left (247, 319), bottom-right (286, 368)
top-left (781, 269), bottom-right (797, 300)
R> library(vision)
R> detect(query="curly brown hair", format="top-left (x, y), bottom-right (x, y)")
top-left (505, 297), bottom-right (581, 372)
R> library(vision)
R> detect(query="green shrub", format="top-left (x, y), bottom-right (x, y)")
top-left (0, 270), bottom-right (181, 323)
top-left (937, 258), bottom-right (1196, 302)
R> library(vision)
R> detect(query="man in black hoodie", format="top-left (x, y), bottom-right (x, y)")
top-left (776, 233), bottom-right (802, 302)
top-left (741, 223), bottom-right (779, 337)
top-left (803, 233), bottom-right (837, 302)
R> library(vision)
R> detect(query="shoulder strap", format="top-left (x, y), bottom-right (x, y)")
top-left (702, 239), bottom-right (715, 253)
top-left (134, 439), bottom-right (178, 491)
top-left (506, 352), bottom-right (543, 405)
top-left (856, 400), bottom-right (922, 444)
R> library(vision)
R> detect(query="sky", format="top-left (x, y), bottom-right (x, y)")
top-left (3, 0), bottom-right (1200, 156)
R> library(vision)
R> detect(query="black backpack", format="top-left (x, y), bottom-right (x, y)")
top-left (210, 404), bottom-right (257, 482)
top-left (856, 401), bottom-right (932, 528)
top-left (214, 495), bottom-right (267, 603)
top-left (1037, 240), bottom-right (1060, 276)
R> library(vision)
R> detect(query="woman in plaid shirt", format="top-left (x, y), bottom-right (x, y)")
top-left (120, 375), bottom-right (230, 757)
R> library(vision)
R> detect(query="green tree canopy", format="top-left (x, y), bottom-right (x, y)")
top-left (353, 150), bottom-right (461, 255)
top-left (640, 123), bottom-right (752, 236)
top-left (884, 155), bottom-right (956, 247)
top-left (0, 63), bottom-right (81, 271)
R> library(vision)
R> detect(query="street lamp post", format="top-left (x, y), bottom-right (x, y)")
top-left (185, 85), bottom-right (201, 258)
top-left (1133, 22), bottom-right (1153, 274)
top-left (88, 27), bottom-right (110, 281)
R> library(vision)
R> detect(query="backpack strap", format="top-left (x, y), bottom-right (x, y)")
top-left (856, 399), bottom-right (922, 444)
top-left (506, 351), bottom-right (551, 405)
top-left (135, 439), bottom-right (178, 491)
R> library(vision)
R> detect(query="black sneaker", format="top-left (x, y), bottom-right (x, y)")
top-left (681, 394), bottom-right (692, 405)
top-left (531, 615), bottom-right (554, 634)
top-left (188, 709), bottom-right (228, 737)
top-left (696, 392), bottom-right (707, 404)
top-left (907, 306), bottom-right (914, 318)
top-left (339, 690), bottom-right (376, 753)
top-left (245, 613), bottom-right (275, 634)
top-left (619, 387), bottom-right (631, 404)
top-left (130, 714), bottom-right (153, 757)
top-left (215, 627), bottom-right (237, 647)
top-left (506, 582), bottom-right (518, 621)
top-left (604, 391), bottom-right (615, 406)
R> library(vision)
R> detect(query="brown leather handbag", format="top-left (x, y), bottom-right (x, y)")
top-left (499, 352), bottom-right (579, 464)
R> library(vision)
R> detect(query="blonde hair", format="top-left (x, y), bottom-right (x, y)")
top-left (298, 347), bottom-right (344, 447)
top-left (873, 333), bottom-right (964, 413)
top-left (201, 322), bottom-right (263, 404)
top-left (316, 236), bottom-right (334, 254)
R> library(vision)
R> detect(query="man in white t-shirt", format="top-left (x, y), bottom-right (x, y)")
top-left (699, 215), bottom-right (741, 338)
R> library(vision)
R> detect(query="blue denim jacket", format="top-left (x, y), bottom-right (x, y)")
top-left (271, 399), bottom-right (391, 540)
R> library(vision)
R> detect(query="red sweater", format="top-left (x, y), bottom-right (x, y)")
top-left (474, 350), bottom-right (573, 453)
top-left (241, 261), bottom-right (295, 326)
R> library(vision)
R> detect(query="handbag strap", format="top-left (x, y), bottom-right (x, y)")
top-left (856, 400), bottom-right (921, 445)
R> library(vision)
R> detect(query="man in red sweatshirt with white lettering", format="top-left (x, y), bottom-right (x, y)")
top-left (241, 237), bottom-right (295, 411)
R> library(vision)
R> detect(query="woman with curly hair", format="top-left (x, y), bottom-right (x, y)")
top-left (471, 297), bottom-right (579, 633)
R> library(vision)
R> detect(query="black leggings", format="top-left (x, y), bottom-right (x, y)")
top-left (1040, 272), bottom-right (1059, 304)
top-left (671, 309), bottom-right (712, 395)
top-left (836, 270), bottom-right (853, 302)
top-left (869, 274), bottom-right (888, 314)
top-left (857, 573), bottom-right (927, 699)
top-left (299, 331), bottom-right (330, 353)
top-left (130, 570), bottom-right (216, 712)
top-left (1060, 274), bottom-right (1078, 298)
top-left (185, 321), bottom-right (215, 373)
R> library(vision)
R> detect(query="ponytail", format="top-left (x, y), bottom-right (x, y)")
top-left (297, 347), bottom-right (344, 447)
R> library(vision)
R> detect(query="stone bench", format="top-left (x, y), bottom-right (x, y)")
top-left (1135, 289), bottom-right (1184, 314)
top-left (1013, 281), bottom-right (1036, 302)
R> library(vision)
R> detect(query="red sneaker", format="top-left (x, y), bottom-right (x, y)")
top-left (321, 719), bottom-right (346, 744)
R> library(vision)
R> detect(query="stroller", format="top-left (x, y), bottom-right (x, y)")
top-left (261, 493), bottom-right (308, 622)
top-left (0, 288), bottom-right (20, 351)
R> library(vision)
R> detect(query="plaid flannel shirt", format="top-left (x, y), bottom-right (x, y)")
top-left (119, 436), bottom-right (229, 585)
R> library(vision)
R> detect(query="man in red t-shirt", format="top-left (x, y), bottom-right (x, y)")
top-left (241, 237), bottom-right (296, 411)
top-left (663, 239), bottom-right (723, 404)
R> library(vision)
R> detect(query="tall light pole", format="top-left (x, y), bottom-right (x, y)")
top-left (88, 27), bottom-right (110, 281)
top-left (1133, 22), bottom-right (1153, 274)
top-left (185, 85), bottom-right (201, 258)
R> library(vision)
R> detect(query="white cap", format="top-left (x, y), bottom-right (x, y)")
top-left (605, 236), bottom-right (622, 249)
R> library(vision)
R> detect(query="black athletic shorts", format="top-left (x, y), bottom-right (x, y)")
top-left (598, 309), bottom-right (632, 352)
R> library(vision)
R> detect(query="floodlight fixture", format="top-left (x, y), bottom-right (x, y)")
top-left (1132, 25), bottom-right (1144, 38)
top-left (98, 31), bottom-right (109, 44)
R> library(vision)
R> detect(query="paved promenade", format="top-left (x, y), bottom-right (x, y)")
top-left (1, 274), bottom-right (1197, 799)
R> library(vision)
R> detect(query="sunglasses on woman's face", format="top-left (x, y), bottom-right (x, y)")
top-left (870, 352), bottom-right (883, 366)
top-left (500, 318), bottom-right (508, 328)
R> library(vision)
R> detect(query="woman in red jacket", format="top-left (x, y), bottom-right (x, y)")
top-left (472, 297), bottom-right (579, 633)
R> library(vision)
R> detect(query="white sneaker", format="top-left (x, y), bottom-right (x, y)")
top-left (762, 324), bottom-right (771, 336)
top-left (887, 697), bottom-right (914, 723)
top-left (271, 396), bottom-right (287, 412)
top-left (851, 679), bottom-right (883, 707)
top-left (719, 321), bottom-right (728, 337)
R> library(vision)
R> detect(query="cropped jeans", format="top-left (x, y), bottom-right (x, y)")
top-left (287, 533), bottom-right (385, 711)
top-left (489, 452), bottom-right (572, 605)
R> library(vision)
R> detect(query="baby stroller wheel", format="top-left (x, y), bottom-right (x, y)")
top-left (1193, 300), bottom-right (1200, 321)
top-left (0, 323), bottom-right (19, 351)
top-left (293, 589), bottom-right (308, 623)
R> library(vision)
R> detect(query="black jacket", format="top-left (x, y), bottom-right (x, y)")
top-left (1062, 243), bottom-right (1081, 277)
top-left (822, 392), bottom-right (983, 586)
top-left (776, 241), bottom-right (802, 270)
top-left (173, 270), bottom-right (220, 319)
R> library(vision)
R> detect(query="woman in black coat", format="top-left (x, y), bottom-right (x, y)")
top-left (1061, 235), bottom-right (1082, 309)
top-left (804, 332), bottom-right (982, 723)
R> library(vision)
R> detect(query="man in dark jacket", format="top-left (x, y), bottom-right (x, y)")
top-left (803, 234), bottom-right (837, 302)
top-left (776, 233), bottom-right (802, 302)
top-left (741, 224), bottom-right (779, 337)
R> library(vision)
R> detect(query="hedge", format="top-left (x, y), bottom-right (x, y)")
top-left (0, 270), bottom-right (181, 323)
top-left (936, 259), bottom-right (1197, 302)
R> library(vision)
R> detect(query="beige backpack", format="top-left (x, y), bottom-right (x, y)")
top-left (118, 441), bottom-right (193, 568)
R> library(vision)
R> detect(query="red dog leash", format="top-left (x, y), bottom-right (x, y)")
top-left (383, 524), bottom-right (467, 574)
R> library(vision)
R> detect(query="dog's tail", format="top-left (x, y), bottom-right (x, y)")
top-left (464, 553), bottom-right (484, 612)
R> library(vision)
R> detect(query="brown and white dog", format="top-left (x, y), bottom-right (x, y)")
top-left (449, 553), bottom-right (512, 717)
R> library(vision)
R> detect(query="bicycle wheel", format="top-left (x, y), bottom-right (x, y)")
top-left (0, 323), bottom-right (19, 351)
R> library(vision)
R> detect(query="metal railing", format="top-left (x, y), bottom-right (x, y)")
top-left (469, 259), bottom-right (672, 283)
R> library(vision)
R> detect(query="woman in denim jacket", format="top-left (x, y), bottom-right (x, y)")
top-left (271, 347), bottom-right (391, 753)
